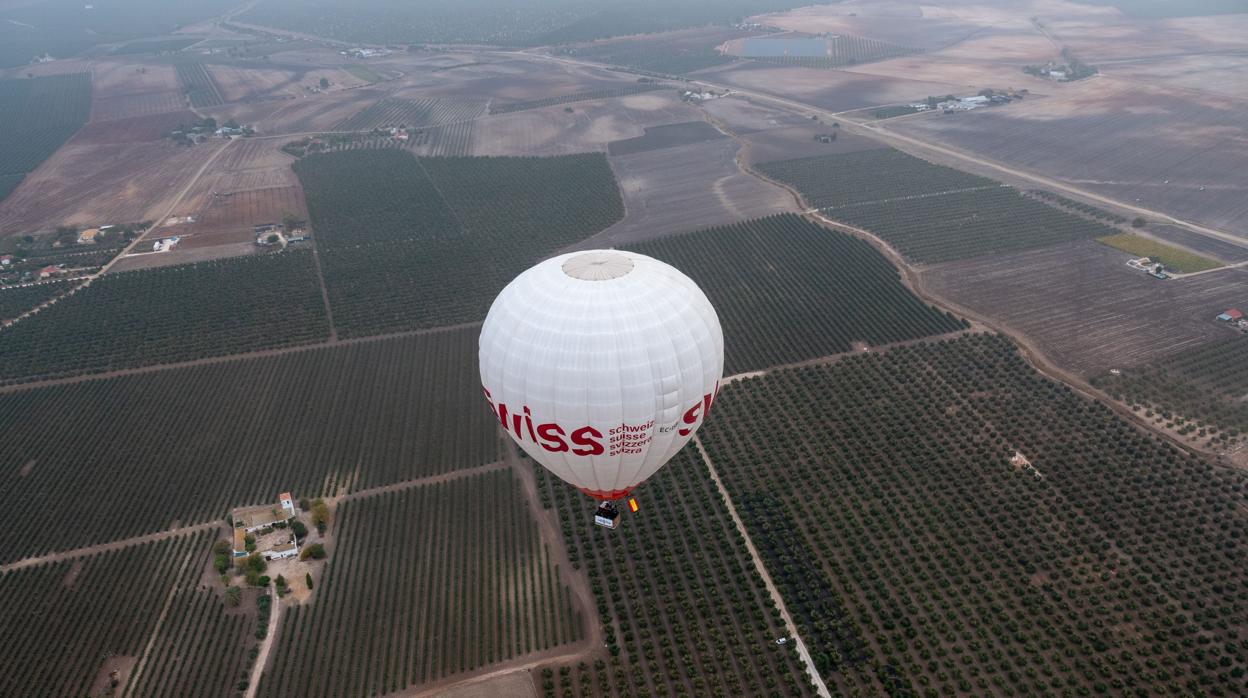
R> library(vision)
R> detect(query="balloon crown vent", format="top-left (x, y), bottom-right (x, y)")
top-left (561, 251), bottom-right (634, 281)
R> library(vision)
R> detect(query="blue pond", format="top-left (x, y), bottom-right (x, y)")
top-left (740, 37), bottom-right (829, 57)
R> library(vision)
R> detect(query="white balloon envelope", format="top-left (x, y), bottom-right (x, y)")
top-left (479, 250), bottom-right (724, 515)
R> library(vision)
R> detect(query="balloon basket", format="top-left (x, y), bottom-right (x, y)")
top-left (593, 501), bottom-right (620, 529)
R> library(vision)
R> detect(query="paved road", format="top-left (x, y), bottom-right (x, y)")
top-left (511, 49), bottom-right (1246, 251)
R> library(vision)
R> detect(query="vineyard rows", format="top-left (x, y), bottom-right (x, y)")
top-left (827, 186), bottom-right (1121, 262)
top-left (534, 448), bottom-right (815, 697)
top-left (489, 84), bottom-right (667, 114)
top-left (0, 281), bottom-right (72, 322)
top-left (746, 36), bottom-right (919, 69)
top-left (421, 120), bottom-right (474, 156)
top-left (627, 214), bottom-right (966, 374)
top-left (701, 334), bottom-right (1248, 694)
top-left (260, 470), bottom-right (581, 697)
top-left (1094, 335), bottom-right (1248, 440)
top-left (334, 97), bottom-right (485, 132)
top-left (176, 62), bottom-right (225, 107)
top-left (0, 529), bottom-right (257, 698)
top-left (295, 150), bottom-right (622, 337)
top-left (0, 326), bottom-right (499, 563)
top-left (756, 148), bottom-right (997, 210)
top-left (0, 73), bottom-right (91, 195)
top-left (0, 250), bottom-right (329, 383)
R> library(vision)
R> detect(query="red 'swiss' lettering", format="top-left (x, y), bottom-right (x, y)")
top-left (484, 380), bottom-right (720, 455)
top-left (678, 381), bottom-right (719, 437)
top-left (537, 423), bottom-right (569, 452)
top-left (570, 426), bottom-right (605, 456)
top-left (677, 402), bottom-right (701, 437)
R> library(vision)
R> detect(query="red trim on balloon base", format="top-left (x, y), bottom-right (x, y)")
top-left (578, 486), bottom-right (634, 501)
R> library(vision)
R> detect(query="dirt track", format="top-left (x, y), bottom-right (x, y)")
top-left (693, 436), bottom-right (832, 698)
top-left (0, 320), bottom-right (483, 395)
top-left (0, 461), bottom-right (506, 574)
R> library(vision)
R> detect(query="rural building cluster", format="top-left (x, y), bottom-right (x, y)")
top-left (231, 492), bottom-right (301, 562)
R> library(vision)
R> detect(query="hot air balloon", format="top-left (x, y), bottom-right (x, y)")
top-left (479, 250), bottom-right (724, 528)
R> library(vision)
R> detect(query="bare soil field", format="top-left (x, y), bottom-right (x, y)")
top-left (922, 239), bottom-right (1248, 375)
top-left (206, 63), bottom-right (365, 103)
top-left (110, 242), bottom-right (261, 272)
top-left (843, 53), bottom-right (1057, 93)
top-left (1106, 54), bottom-right (1248, 100)
top-left (889, 79), bottom-right (1248, 237)
top-left (75, 111), bottom-right (198, 144)
top-left (932, 28), bottom-right (1062, 64)
top-left (392, 58), bottom-right (637, 104)
top-left (696, 96), bottom-right (812, 134)
top-left (697, 61), bottom-right (967, 114)
top-left (0, 140), bottom-right (223, 232)
top-left (91, 90), bottom-right (187, 122)
top-left (88, 60), bottom-right (187, 122)
top-left (575, 139), bottom-right (794, 248)
top-left (1050, 14), bottom-right (1248, 63)
top-left (91, 60), bottom-right (178, 95)
top-left (741, 125), bottom-right (884, 166)
top-left (470, 91), bottom-right (699, 156)
top-left (203, 87), bottom-right (386, 135)
top-left (606, 120), bottom-right (724, 156)
top-left (185, 186), bottom-right (306, 246)
top-left (424, 671), bottom-right (536, 698)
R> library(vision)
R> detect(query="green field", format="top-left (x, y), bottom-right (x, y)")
top-left (341, 63), bottom-right (383, 83)
top-left (0, 530), bottom-right (257, 698)
top-left (1097, 233), bottom-right (1222, 273)
top-left (0, 326), bottom-right (497, 564)
top-left (702, 333), bottom-right (1248, 694)
top-left (627, 214), bottom-right (967, 374)
top-left (0, 73), bottom-right (91, 202)
top-left (294, 150), bottom-right (623, 337)
top-left (0, 250), bottom-right (329, 383)
top-left (261, 470), bottom-right (583, 696)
